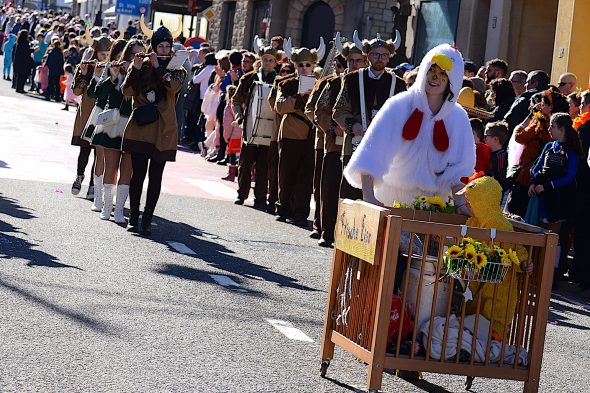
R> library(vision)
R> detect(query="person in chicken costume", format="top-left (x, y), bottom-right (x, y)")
top-left (457, 172), bottom-right (530, 340)
top-left (344, 44), bottom-right (475, 209)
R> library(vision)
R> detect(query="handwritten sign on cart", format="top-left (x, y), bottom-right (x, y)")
top-left (334, 200), bottom-right (389, 265)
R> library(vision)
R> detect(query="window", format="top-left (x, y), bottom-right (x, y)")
top-left (222, 1), bottom-right (237, 49)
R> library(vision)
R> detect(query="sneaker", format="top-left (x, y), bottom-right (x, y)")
top-left (71, 175), bottom-right (84, 195)
top-left (86, 185), bottom-right (94, 200)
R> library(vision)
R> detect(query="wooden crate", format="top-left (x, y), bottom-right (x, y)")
top-left (320, 200), bottom-right (558, 392)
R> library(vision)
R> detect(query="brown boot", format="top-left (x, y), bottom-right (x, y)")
top-left (222, 165), bottom-right (237, 182)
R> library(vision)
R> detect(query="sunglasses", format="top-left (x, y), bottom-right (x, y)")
top-left (280, 69), bottom-right (292, 74)
top-left (558, 82), bottom-right (571, 87)
top-left (298, 63), bottom-right (312, 68)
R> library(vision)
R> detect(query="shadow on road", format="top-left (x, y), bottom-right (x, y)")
top-left (0, 277), bottom-right (118, 335)
top-left (0, 193), bottom-right (81, 269)
top-left (144, 216), bottom-right (318, 293)
top-left (548, 300), bottom-right (590, 330)
top-left (0, 160), bottom-right (10, 168)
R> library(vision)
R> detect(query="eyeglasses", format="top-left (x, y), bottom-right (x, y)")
top-left (483, 134), bottom-right (495, 139)
top-left (298, 63), bottom-right (312, 68)
top-left (558, 82), bottom-right (571, 87)
top-left (370, 52), bottom-right (390, 60)
top-left (280, 69), bottom-right (292, 74)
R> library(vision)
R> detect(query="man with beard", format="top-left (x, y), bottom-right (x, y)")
top-left (232, 39), bottom-right (280, 208)
top-left (274, 38), bottom-right (326, 227)
top-left (484, 58), bottom-right (508, 84)
top-left (333, 31), bottom-right (406, 200)
top-left (311, 32), bottom-right (367, 247)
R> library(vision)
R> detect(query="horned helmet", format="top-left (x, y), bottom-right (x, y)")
top-left (353, 30), bottom-right (401, 56)
top-left (140, 14), bottom-right (183, 49)
top-left (283, 37), bottom-right (326, 64)
top-left (334, 31), bottom-right (363, 58)
top-left (84, 25), bottom-right (113, 53)
top-left (252, 35), bottom-right (282, 61)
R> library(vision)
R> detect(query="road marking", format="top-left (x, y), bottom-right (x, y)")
top-left (266, 319), bottom-right (314, 342)
top-left (209, 274), bottom-right (248, 292)
top-left (167, 242), bottom-right (196, 255)
top-left (183, 178), bottom-right (237, 200)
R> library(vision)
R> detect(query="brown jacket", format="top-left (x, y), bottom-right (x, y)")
top-left (333, 68), bottom-right (406, 156)
top-left (305, 75), bottom-right (333, 150)
top-left (514, 118), bottom-right (552, 187)
top-left (232, 69), bottom-right (277, 140)
top-left (71, 65), bottom-right (96, 147)
top-left (268, 73), bottom-right (296, 142)
top-left (315, 75), bottom-right (343, 154)
top-left (274, 77), bottom-right (313, 141)
top-left (121, 62), bottom-right (186, 162)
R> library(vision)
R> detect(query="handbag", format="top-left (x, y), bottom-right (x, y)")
top-left (96, 108), bottom-right (120, 127)
top-left (227, 138), bottom-right (242, 154)
top-left (133, 104), bottom-right (159, 126)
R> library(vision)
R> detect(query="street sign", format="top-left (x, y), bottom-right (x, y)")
top-left (202, 6), bottom-right (214, 21)
top-left (116, 0), bottom-right (151, 17)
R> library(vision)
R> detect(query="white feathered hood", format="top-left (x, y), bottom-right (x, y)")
top-left (410, 44), bottom-right (465, 120)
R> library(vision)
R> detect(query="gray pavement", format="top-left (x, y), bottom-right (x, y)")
top-left (1, 73), bottom-right (589, 393)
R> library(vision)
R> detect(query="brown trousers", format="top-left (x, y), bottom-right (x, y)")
top-left (339, 155), bottom-right (363, 200)
top-left (267, 141), bottom-right (279, 206)
top-left (321, 151), bottom-right (343, 242)
top-left (276, 138), bottom-right (315, 220)
top-left (237, 143), bottom-right (269, 204)
top-left (313, 149), bottom-right (324, 232)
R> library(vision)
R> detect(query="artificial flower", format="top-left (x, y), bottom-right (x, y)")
top-left (508, 249), bottom-right (520, 266)
top-left (446, 245), bottom-right (463, 259)
top-left (464, 244), bottom-right (476, 261)
top-left (427, 196), bottom-right (446, 209)
top-left (573, 111), bottom-right (590, 130)
top-left (474, 253), bottom-right (488, 269)
top-left (393, 201), bottom-right (401, 208)
top-left (418, 196), bottom-right (428, 203)
top-left (501, 254), bottom-right (512, 266)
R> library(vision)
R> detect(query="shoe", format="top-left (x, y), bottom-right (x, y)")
top-left (86, 185), bottom-right (94, 200)
top-left (140, 207), bottom-right (154, 236)
top-left (287, 218), bottom-right (309, 228)
top-left (217, 159), bottom-right (228, 166)
top-left (100, 184), bottom-right (114, 220)
top-left (61, 106), bottom-right (69, 111)
top-left (234, 198), bottom-right (244, 205)
top-left (253, 201), bottom-right (267, 211)
top-left (318, 238), bottom-right (334, 248)
top-left (127, 207), bottom-right (140, 233)
top-left (114, 185), bottom-right (129, 224)
top-left (71, 175), bottom-right (84, 195)
top-left (6, 77), bottom-right (11, 81)
top-left (222, 165), bottom-right (237, 182)
top-left (309, 230), bottom-right (321, 239)
top-left (91, 175), bottom-right (104, 212)
top-left (275, 215), bottom-right (288, 222)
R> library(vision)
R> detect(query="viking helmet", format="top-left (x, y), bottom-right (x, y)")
top-left (252, 35), bottom-right (282, 61)
top-left (353, 30), bottom-right (401, 56)
top-left (140, 14), bottom-right (183, 48)
top-left (334, 32), bottom-right (363, 58)
top-left (283, 37), bottom-right (326, 64)
top-left (85, 25), bottom-right (113, 52)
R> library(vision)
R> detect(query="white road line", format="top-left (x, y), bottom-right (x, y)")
top-left (266, 319), bottom-right (314, 342)
top-left (209, 274), bottom-right (248, 292)
top-left (183, 178), bottom-right (237, 200)
top-left (167, 242), bottom-right (196, 255)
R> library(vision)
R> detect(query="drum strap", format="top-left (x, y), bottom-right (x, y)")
top-left (358, 70), bottom-right (396, 132)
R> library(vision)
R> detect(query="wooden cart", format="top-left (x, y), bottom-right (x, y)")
top-left (320, 200), bottom-right (558, 392)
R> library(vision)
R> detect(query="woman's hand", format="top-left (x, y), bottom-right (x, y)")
top-left (109, 64), bottom-right (120, 81)
top-left (149, 53), bottom-right (159, 69)
top-left (94, 63), bottom-right (104, 76)
top-left (214, 65), bottom-right (225, 78)
top-left (534, 184), bottom-right (545, 194)
top-left (521, 260), bottom-right (534, 275)
top-left (528, 184), bottom-right (537, 197)
top-left (133, 53), bottom-right (144, 70)
top-left (80, 63), bottom-right (88, 75)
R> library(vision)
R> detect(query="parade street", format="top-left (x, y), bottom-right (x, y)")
top-left (0, 80), bottom-right (589, 393)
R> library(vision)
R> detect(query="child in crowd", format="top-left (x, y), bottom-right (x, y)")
top-left (471, 118), bottom-right (491, 172)
top-left (222, 85), bottom-right (241, 181)
top-left (61, 64), bottom-right (79, 111)
top-left (483, 121), bottom-right (510, 201)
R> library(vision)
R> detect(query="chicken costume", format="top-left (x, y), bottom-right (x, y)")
top-left (459, 174), bottom-right (529, 339)
top-left (344, 44), bottom-right (475, 206)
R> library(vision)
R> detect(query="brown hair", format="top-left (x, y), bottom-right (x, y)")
top-left (485, 121), bottom-right (510, 146)
top-left (581, 90), bottom-right (590, 109)
top-left (551, 113), bottom-right (582, 155)
top-left (121, 38), bottom-right (146, 62)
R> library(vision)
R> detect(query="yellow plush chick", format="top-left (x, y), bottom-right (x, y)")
top-left (460, 174), bottom-right (529, 340)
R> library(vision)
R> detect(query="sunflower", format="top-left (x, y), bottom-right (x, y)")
top-left (446, 245), bottom-right (463, 259)
top-left (464, 244), bottom-right (476, 262)
top-left (508, 249), bottom-right (520, 266)
top-left (427, 196), bottom-right (446, 209)
top-left (501, 254), bottom-right (512, 266)
top-left (474, 253), bottom-right (488, 269)
top-left (418, 196), bottom-right (428, 203)
top-left (462, 237), bottom-right (474, 245)
top-left (393, 201), bottom-right (401, 208)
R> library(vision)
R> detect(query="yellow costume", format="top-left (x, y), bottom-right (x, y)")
top-left (461, 175), bottom-right (529, 339)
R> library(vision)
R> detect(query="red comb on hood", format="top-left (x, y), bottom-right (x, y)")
top-left (460, 171), bottom-right (485, 185)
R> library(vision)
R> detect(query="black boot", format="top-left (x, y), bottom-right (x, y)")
top-left (127, 207), bottom-right (140, 233)
top-left (140, 207), bottom-right (154, 236)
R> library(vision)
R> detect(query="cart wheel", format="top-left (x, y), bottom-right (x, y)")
top-left (368, 390), bottom-right (379, 393)
top-left (320, 360), bottom-right (330, 378)
top-left (465, 376), bottom-right (475, 390)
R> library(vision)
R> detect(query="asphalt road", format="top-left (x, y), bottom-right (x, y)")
top-left (0, 70), bottom-right (589, 393)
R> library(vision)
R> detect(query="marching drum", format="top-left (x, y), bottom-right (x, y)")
top-left (245, 82), bottom-right (274, 146)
